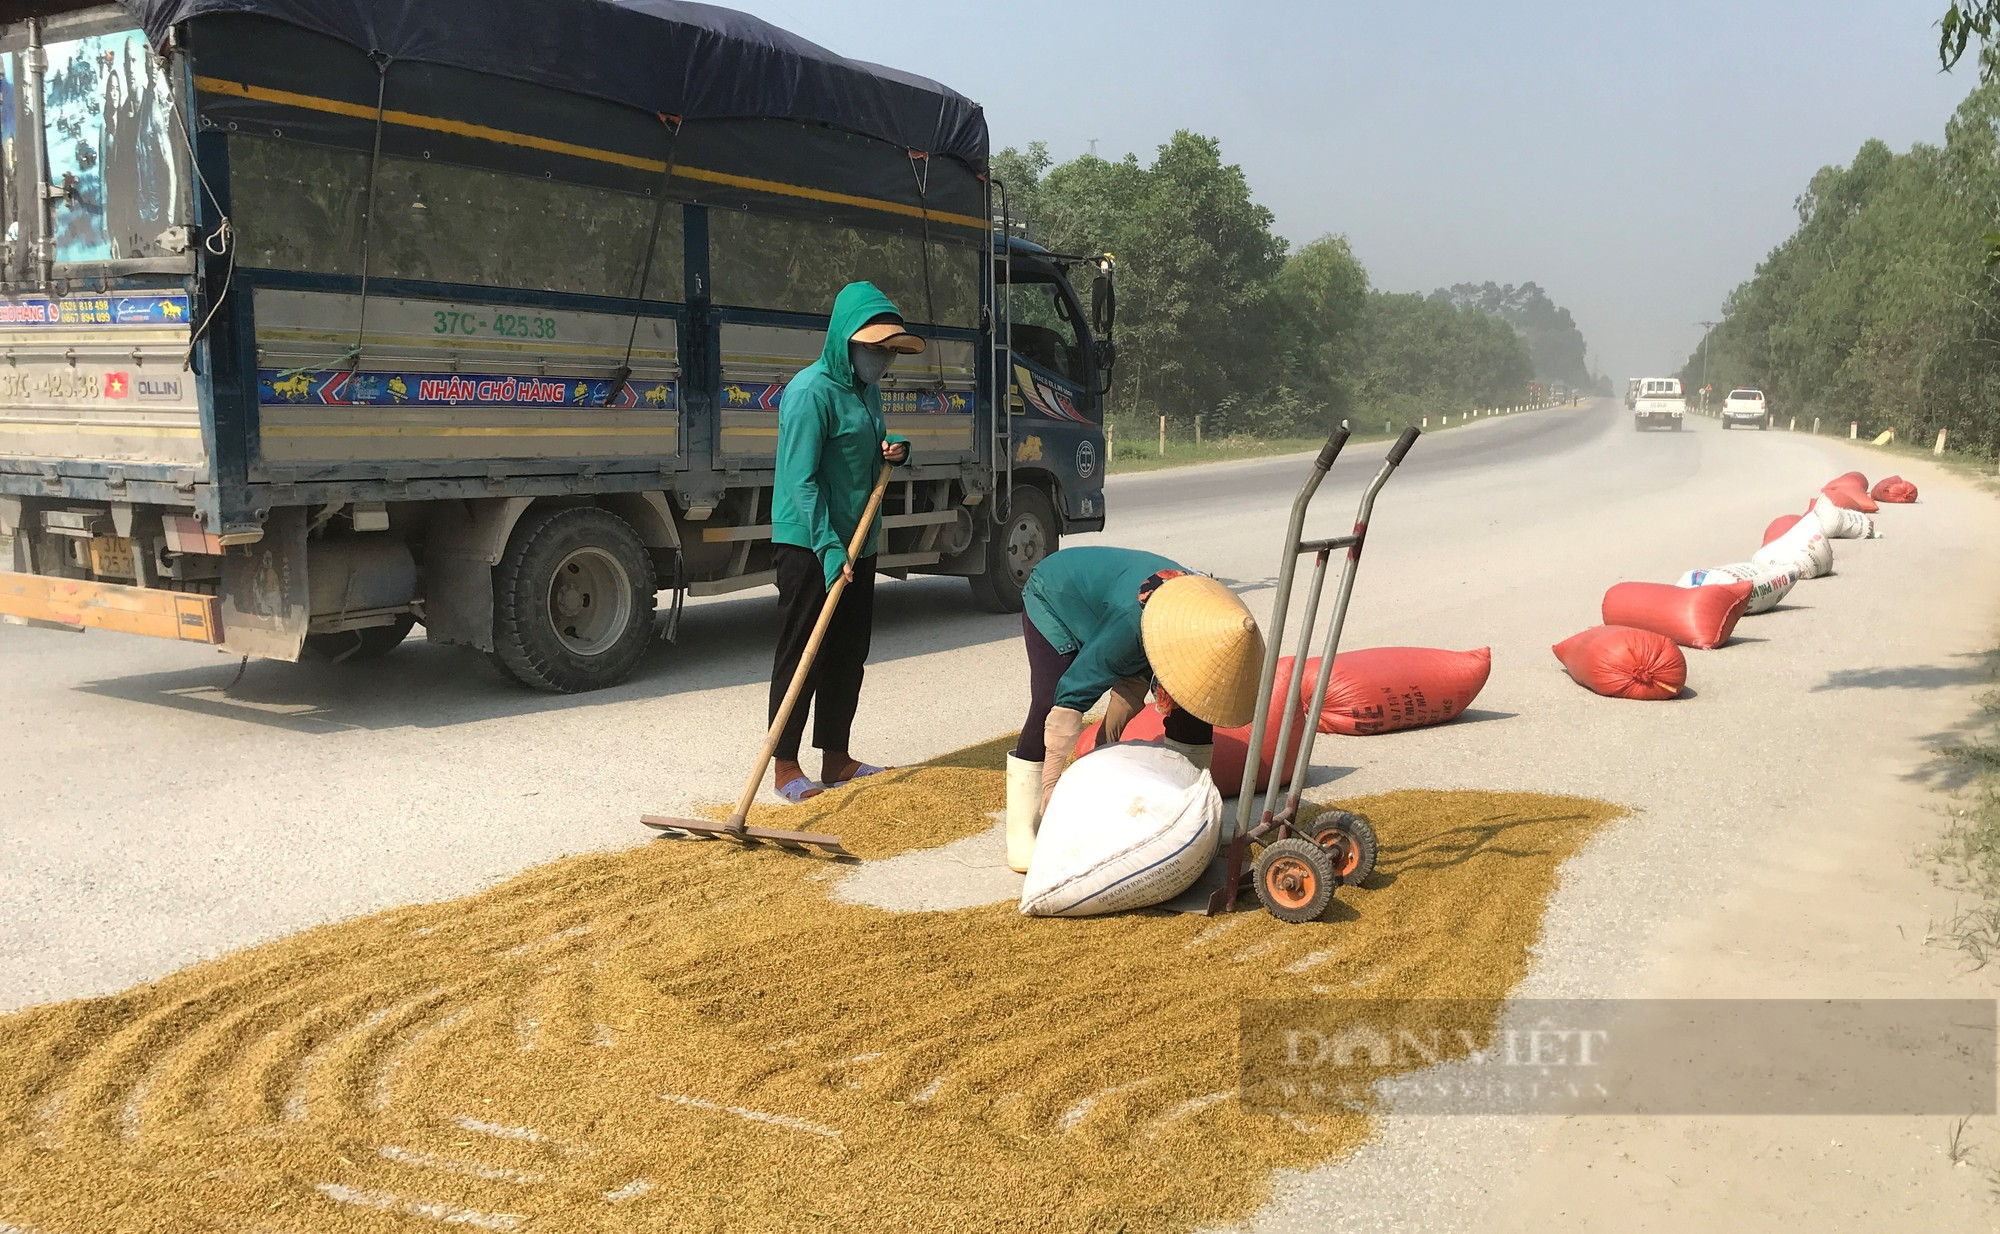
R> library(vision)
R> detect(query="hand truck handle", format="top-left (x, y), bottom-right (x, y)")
top-left (1315, 425), bottom-right (1352, 472)
top-left (1386, 425), bottom-right (1421, 467)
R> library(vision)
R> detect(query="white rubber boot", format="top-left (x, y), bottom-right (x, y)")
top-left (1164, 739), bottom-right (1215, 776)
top-left (1005, 753), bottom-right (1042, 873)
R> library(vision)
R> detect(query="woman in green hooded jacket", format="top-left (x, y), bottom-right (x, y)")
top-left (766, 281), bottom-right (919, 802)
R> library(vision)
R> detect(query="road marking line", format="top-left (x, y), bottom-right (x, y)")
top-left (1283, 949), bottom-right (1336, 974)
top-left (909, 1076), bottom-right (946, 1105)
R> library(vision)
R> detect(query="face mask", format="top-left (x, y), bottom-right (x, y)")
top-left (849, 342), bottom-right (894, 385)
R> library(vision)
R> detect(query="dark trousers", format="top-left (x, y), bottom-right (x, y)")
top-left (770, 545), bottom-right (877, 762)
top-left (1015, 612), bottom-right (1209, 761)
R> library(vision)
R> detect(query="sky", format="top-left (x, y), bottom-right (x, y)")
top-left (727, 0), bottom-right (1973, 383)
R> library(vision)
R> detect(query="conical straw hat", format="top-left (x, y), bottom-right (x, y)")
top-left (1140, 575), bottom-right (1265, 728)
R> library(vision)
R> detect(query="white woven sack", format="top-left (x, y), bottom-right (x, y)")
top-left (1679, 561), bottom-right (1799, 615)
top-left (1752, 516), bottom-right (1833, 579)
top-left (1020, 742), bottom-right (1222, 918)
top-left (1809, 496), bottom-right (1878, 540)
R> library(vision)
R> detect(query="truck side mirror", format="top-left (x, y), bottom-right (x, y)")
top-left (1094, 339), bottom-right (1117, 392)
top-left (1091, 273), bottom-right (1114, 335)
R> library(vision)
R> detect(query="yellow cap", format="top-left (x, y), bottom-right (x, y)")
top-left (1140, 575), bottom-right (1264, 728)
top-left (851, 318), bottom-right (927, 354)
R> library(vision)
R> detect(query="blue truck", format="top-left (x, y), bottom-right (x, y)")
top-left (0, 0), bottom-right (1112, 691)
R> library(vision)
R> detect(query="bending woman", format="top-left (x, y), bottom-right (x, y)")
top-left (1006, 546), bottom-right (1266, 872)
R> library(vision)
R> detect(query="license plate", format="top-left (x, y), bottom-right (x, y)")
top-left (89, 536), bottom-right (135, 578)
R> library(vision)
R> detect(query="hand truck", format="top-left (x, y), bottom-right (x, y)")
top-left (1205, 424), bottom-right (1421, 921)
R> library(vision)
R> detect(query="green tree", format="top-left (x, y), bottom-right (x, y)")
top-left (1941, 3), bottom-right (2000, 75)
top-left (1271, 235), bottom-right (1370, 418)
top-left (1433, 281), bottom-right (1594, 387)
top-left (995, 132), bottom-right (1546, 439)
top-left (1680, 69), bottom-right (2000, 457)
top-left (989, 141), bottom-right (1051, 230)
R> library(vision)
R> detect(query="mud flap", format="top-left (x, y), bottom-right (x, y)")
top-left (219, 507), bottom-right (309, 661)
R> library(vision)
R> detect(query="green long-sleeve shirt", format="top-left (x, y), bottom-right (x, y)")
top-left (771, 281), bottom-right (911, 588)
top-left (1023, 546), bottom-right (1183, 711)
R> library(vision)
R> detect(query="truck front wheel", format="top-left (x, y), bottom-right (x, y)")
top-left (967, 486), bottom-right (1058, 613)
top-left (490, 507), bottom-right (657, 693)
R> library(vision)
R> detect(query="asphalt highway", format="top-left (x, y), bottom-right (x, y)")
top-left (4, 400), bottom-right (1997, 1230)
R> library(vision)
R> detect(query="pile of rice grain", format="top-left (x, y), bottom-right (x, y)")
top-left (0, 734), bottom-right (1621, 1234)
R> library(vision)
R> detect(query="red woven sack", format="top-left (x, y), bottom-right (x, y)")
top-left (1762, 514), bottom-right (1801, 546)
top-left (1601, 579), bottom-right (1753, 649)
top-left (1829, 471), bottom-right (1869, 491)
top-left (1552, 626), bottom-right (1688, 700)
top-left (1276, 647), bottom-right (1493, 736)
top-left (1074, 692), bottom-right (1308, 795)
top-left (1870, 475), bottom-right (1918, 503)
top-left (1821, 482), bottom-right (1878, 513)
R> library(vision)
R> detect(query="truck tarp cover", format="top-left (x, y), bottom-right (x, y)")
top-left (120, 0), bottom-right (988, 169)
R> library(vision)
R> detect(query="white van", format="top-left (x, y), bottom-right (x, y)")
top-left (1633, 378), bottom-right (1685, 432)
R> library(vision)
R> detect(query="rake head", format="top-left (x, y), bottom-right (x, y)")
top-left (640, 813), bottom-right (854, 860)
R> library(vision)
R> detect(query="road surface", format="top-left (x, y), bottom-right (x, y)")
top-left (3, 400), bottom-right (1998, 1230)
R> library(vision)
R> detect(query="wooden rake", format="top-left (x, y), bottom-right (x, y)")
top-left (640, 462), bottom-right (894, 859)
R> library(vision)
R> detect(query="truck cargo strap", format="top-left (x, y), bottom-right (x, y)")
top-left (0, 574), bottom-right (223, 644)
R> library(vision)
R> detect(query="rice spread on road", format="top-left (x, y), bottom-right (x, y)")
top-left (0, 736), bottom-right (1621, 1233)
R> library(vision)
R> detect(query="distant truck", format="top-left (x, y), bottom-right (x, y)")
top-left (1626, 377), bottom-right (1641, 410)
top-left (1632, 377), bottom-right (1685, 432)
top-left (0, 1), bottom-right (1114, 692)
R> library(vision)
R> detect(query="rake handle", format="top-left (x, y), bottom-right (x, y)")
top-left (726, 462), bottom-right (896, 828)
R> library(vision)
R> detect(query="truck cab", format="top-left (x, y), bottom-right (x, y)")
top-left (986, 237), bottom-right (1113, 602)
top-left (1632, 377), bottom-right (1686, 432)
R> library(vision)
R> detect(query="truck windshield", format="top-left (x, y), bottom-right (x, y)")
top-left (1007, 278), bottom-right (1085, 386)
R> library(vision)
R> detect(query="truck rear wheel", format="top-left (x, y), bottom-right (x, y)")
top-left (490, 507), bottom-right (656, 693)
top-left (304, 613), bottom-right (417, 663)
top-left (967, 486), bottom-right (1058, 613)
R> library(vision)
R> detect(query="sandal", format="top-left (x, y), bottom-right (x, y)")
top-left (824, 763), bottom-right (891, 789)
top-left (776, 775), bottom-right (823, 803)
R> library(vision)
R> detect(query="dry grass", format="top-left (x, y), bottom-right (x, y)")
top-left (0, 734), bottom-right (1621, 1234)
